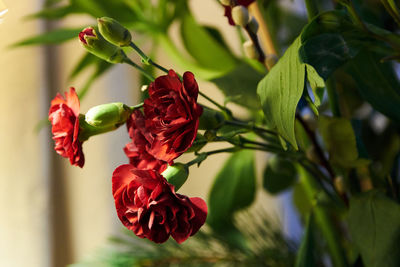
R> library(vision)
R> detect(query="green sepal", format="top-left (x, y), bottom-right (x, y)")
top-left (161, 163), bottom-right (189, 191)
top-left (85, 102), bottom-right (131, 128)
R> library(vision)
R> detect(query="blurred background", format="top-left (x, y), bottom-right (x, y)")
top-left (0, 0), bottom-right (308, 266)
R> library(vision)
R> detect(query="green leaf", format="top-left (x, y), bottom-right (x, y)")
top-left (300, 33), bottom-right (361, 80)
top-left (77, 60), bottom-right (112, 99)
top-left (212, 63), bottom-right (264, 109)
top-left (293, 182), bottom-right (313, 216)
top-left (157, 35), bottom-right (225, 80)
top-left (12, 28), bottom-right (82, 47)
top-left (216, 124), bottom-right (249, 139)
top-left (257, 37), bottom-right (324, 149)
top-left (348, 191), bottom-right (400, 267)
top-left (348, 51), bottom-right (400, 123)
top-left (180, 13), bottom-right (236, 72)
top-left (263, 156), bottom-right (297, 194)
top-left (26, 5), bottom-right (77, 20)
top-left (69, 53), bottom-right (99, 80)
top-left (207, 150), bottom-right (256, 231)
top-left (318, 116), bottom-right (366, 168)
top-left (295, 215), bottom-right (316, 267)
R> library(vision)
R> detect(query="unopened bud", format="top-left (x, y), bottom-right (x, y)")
top-left (219, 0), bottom-right (233, 6)
top-left (162, 163), bottom-right (189, 191)
top-left (232, 5), bottom-right (250, 27)
top-left (79, 27), bottom-right (126, 63)
top-left (243, 40), bottom-right (259, 60)
top-left (265, 54), bottom-right (278, 70)
top-left (85, 102), bottom-right (131, 128)
top-left (248, 17), bottom-right (259, 33)
top-left (97, 17), bottom-right (131, 47)
top-left (199, 106), bottom-right (225, 130)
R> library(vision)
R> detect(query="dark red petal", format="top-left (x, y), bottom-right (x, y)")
top-left (182, 72), bottom-right (199, 99)
top-left (112, 164), bottom-right (137, 196)
top-left (188, 197), bottom-right (208, 236)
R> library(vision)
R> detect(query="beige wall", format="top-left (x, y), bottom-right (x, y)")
top-left (0, 1), bottom-right (279, 266)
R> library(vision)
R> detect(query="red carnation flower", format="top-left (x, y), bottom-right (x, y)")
top-left (112, 164), bottom-right (207, 244)
top-left (48, 87), bottom-right (84, 167)
top-left (124, 110), bottom-right (167, 173)
top-left (223, 0), bottom-right (255, 25)
top-left (144, 70), bottom-right (202, 163)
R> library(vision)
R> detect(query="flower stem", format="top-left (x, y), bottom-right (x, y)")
top-left (123, 58), bottom-right (155, 81)
top-left (248, 1), bottom-right (278, 56)
top-left (299, 166), bottom-right (349, 267)
top-left (128, 102), bottom-right (144, 111)
top-left (244, 25), bottom-right (266, 63)
top-left (225, 120), bottom-right (277, 136)
top-left (198, 91), bottom-right (232, 117)
top-left (129, 42), bottom-right (169, 74)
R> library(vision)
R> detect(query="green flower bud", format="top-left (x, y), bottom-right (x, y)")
top-left (232, 5), bottom-right (250, 27)
top-left (85, 102), bottom-right (131, 128)
top-left (79, 27), bottom-right (127, 63)
top-left (97, 17), bottom-right (132, 47)
top-left (243, 40), bottom-right (259, 60)
top-left (161, 163), bottom-right (189, 191)
top-left (199, 106), bottom-right (225, 130)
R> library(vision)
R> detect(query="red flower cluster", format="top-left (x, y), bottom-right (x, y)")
top-left (120, 70), bottom-right (206, 243)
top-left (48, 87), bottom-right (84, 167)
top-left (124, 70), bottom-right (202, 164)
top-left (124, 110), bottom-right (167, 173)
top-left (112, 165), bottom-right (207, 244)
top-left (49, 69), bottom-right (207, 244)
top-left (222, 0), bottom-right (255, 25)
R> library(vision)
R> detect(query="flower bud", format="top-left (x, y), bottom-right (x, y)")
top-left (85, 102), bottom-right (131, 128)
top-left (79, 27), bottom-right (126, 63)
top-left (248, 17), bottom-right (259, 33)
top-left (243, 40), bottom-right (259, 60)
top-left (97, 17), bottom-right (132, 47)
top-left (232, 5), bottom-right (250, 27)
top-left (219, 0), bottom-right (232, 6)
top-left (198, 106), bottom-right (225, 130)
top-left (161, 163), bottom-right (189, 191)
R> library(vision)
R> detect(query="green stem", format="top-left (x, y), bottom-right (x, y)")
top-left (199, 91), bottom-right (232, 117)
top-left (326, 78), bottom-right (341, 117)
top-left (238, 136), bottom-right (284, 151)
top-left (130, 42), bottom-right (170, 74)
top-left (186, 147), bottom-right (240, 167)
top-left (225, 120), bottom-right (277, 136)
top-left (299, 166), bottom-right (349, 267)
top-left (128, 102), bottom-right (144, 111)
top-left (305, 0), bottom-right (319, 21)
top-left (123, 58), bottom-right (155, 81)
top-left (129, 42), bottom-right (150, 63)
